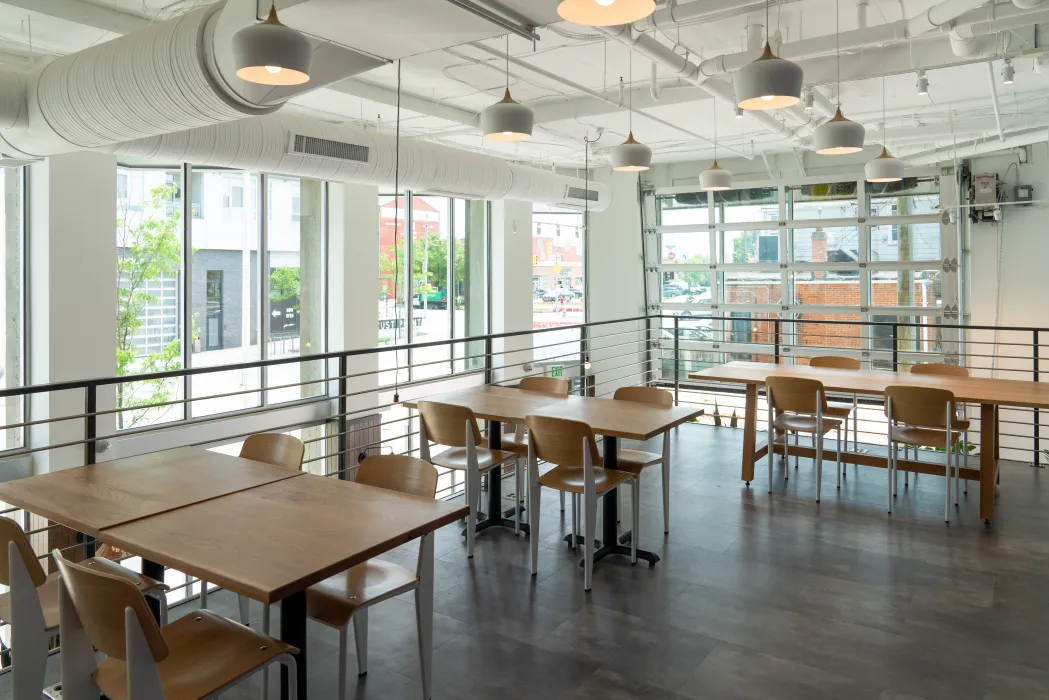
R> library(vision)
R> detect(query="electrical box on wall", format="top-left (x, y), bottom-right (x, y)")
top-left (971, 174), bottom-right (1000, 223)
top-left (1014, 184), bottom-right (1034, 205)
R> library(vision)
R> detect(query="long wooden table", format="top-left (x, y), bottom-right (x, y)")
top-left (406, 386), bottom-right (702, 565)
top-left (0, 447), bottom-right (467, 700)
top-left (690, 361), bottom-right (1049, 522)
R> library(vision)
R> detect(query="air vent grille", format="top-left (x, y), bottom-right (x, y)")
top-left (565, 186), bottom-right (599, 202)
top-left (291, 135), bottom-right (369, 163)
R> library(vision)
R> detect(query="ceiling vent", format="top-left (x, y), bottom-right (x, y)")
top-left (565, 186), bottom-right (599, 202)
top-left (289, 134), bottom-right (370, 163)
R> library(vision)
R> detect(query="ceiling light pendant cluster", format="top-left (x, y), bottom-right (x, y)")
top-left (812, 0), bottom-right (864, 155)
top-left (700, 102), bottom-right (731, 191)
top-left (481, 35), bottom-right (534, 141)
top-left (233, 2), bottom-right (312, 86)
top-left (866, 77), bottom-right (903, 182)
top-left (734, 0), bottom-right (803, 110)
top-left (557, 0), bottom-right (656, 27)
top-left (613, 59), bottom-right (652, 172)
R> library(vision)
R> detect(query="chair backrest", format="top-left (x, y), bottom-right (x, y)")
top-left (613, 386), bottom-right (673, 407)
top-left (766, 376), bottom-right (827, 415)
top-left (910, 363), bottom-right (969, 378)
top-left (525, 415), bottom-right (601, 468)
top-left (417, 401), bottom-right (482, 448)
top-left (808, 356), bottom-right (861, 370)
top-left (356, 455), bottom-right (438, 498)
top-left (52, 550), bottom-right (168, 663)
top-left (0, 517), bottom-right (46, 588)
top-left (519, 377), bottom-right (570, 395)
top-left (240, 433), bottom-right (305, 470)
top-left (884, 385), bottom-right (955, 428)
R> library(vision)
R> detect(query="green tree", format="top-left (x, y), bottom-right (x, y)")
top-left (116, 184), bottom-right (183, 430)
top-left (268, 267), bottom-right (300, 307)
top-left (412, 231), bottom-right (452, 293)
top-left (678, 252), bottom-right (710, 289)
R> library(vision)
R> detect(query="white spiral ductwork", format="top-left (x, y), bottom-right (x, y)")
top-left (106, 114), bottom-right (612, 210)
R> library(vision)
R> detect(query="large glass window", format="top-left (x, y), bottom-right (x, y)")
top-left (453, 198), bottom-right (488, 372)
top-left (657, 192), bottom-right (707, 226)
top-left (115, 167), bottom-right (185, 429)
top-left (411, 196), bottom-right (451, 380)
top-left (0, 168), bottom-right (23, 449)
top-left (188, 170), bottom-right (261, 416)
top-left (532, 205), bottom-right (585, 329)
top-left (714, 187), bottom-right (778, 224)
top-left (787, 181), bottom-right (858, 220)
top-left (721, 229), bottom-right (779, 263)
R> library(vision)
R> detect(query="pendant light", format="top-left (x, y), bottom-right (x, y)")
top-left (700, 101), bottom-right (731, 191)
top-left (557, 0), bottom-right (656, 27)
top-left (480, 35), bottom-right (534, 141)
top-left (734, 0), bottom-right (803, 110)
top-left (233, 2), bottom-right (312, 86)
top-left (812, 0), bottom-right (865, 154)
top-left (612, 56), bottom-right (652, 172)
top-left (865, 77), bottom-right (904, 182)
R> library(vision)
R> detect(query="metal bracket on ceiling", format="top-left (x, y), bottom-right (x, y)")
top-left (441, 0), bottom-right (541, 43)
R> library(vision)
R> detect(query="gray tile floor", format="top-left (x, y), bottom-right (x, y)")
top-left (9, 423), bottom-right (1049, 699)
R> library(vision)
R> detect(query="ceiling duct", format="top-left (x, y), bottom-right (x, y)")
top-left (106, 114), bottom-right (611, 211)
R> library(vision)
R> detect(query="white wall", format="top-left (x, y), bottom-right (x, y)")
top-left (29, 152), bottom-right (118, 472)
top-left (490, 200), bottom-right (533, 382)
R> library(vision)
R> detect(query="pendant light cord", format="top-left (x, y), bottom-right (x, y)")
top-left (713, 101), bottom-right (718, 160)
top-left (835, 0), bottom-right (841, 106)
top-left (506, 34), bottom-right (510, 92)
top-left (765, 0), bottom-right (770, 44)
top-left (393, 59), bottom-right (402, 402)
top-left (628, 52), bottom-right (633, 132)
top-left (882, 76), bottom-right (887, 145)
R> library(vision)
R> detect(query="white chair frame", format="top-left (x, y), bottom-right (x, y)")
top-left (766, 385), bottom-right (842, 502)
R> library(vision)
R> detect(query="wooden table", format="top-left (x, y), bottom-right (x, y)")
top-left (403, 385), bottom-right (571, 534)
top-left (529, 396), bottom-right (703, 565)
top-left (689, 361), bottom-right (1049, 522)
top-left (102, 475), bottom-right (467, 700)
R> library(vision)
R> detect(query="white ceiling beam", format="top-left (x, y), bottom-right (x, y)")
top-left (1, 0), bottom-right (150, 35)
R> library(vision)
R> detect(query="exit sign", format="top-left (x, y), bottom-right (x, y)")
top-left (550, 365), bottom-right (563, 377)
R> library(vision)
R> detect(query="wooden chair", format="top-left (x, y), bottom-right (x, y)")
top-left (306, 455), bottom-right (438, 700)
top-left (909, 363), bottom-right (971, 497)
top-left (500, 376), bottom-right (571, 519)
top-left (885, 385), bottom-right (963, 522)
top-left (525, 415), bottom-right (637, 591)
top-left (610, 386), bottom-right (673, 533)
top-left (418, 401), bottom-right (516, 555)
top-left (0, 518), bottom-right (168, 700)
top-left (807, 356), bottom-right (861, 457)
top-left (765, 376), bottom-right (843, 502)
top-left (52, 548), bottom-right (297, 700)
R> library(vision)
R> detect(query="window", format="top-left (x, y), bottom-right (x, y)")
top-left (0, 168), bottom-right (23, 450)
top-left (532, 205), bottom-right (585, 330)
top-left (722, 229), bottom-right (779, 263)
top-left (191, 171), bottom-right (203, 219)
top-left (291, 195), bottom-right (301, 223)
top-left (410, 195), bottom-right (451, 380)
top-left (188, 169), bottom-right (261, 417)
top-left (787, 181), bottom-right (857, 220)
top-left (117, 173), bottom-right (128, 200)
top-left (714, 187), bottom-right (778, 224)
top-left (453, 198), bottom-right (488, 372)
top-left (116, 167), bottom-right (185, 429)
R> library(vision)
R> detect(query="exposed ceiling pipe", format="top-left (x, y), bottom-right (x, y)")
top-left (886, 113), bottom-right (1049, 141)
top-left (596, 24), bottom-right (810, 148)
top-left (858, 0), bottom-right (869, 29)
top-left (986, 62), bottom-right (1006, 141)
top-left (103, 113), bottom-right (612, 209)
top-left (902, 126), bottom-right (1048, 163)
top-left (906, 0), bottom-right (993, 36)
top-left (634, 0), bottom-right (764, 30)
top-left (466, 41), bottom-right (751, 158)
top-left (650, 62), bottom-right (661, 102)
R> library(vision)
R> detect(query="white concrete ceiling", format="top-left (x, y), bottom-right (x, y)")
top-left (2, 0), bottom-right (1048, 169)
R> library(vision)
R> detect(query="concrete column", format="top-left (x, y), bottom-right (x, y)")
top-left (4, 169), bottom-right (22, 450)
top-left (489, 200), bottom-right (533, 382)
top-left (298, 178), bottom-right (325, 469)
top-left (463, 199), bottom-right (487, 370)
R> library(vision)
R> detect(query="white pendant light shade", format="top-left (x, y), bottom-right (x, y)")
top-left (813, 107), bottom-right (865, 155)
top-left (234, 6), bottom-right (312, 86)
top-left (865, 146), bottom-right (904, 182)
top-left (480, 89), bottom-right (534, 141)
top-left (612, 132), bottom-right (652, 171)
top-left (557, 0), bottom-right (656, 27)
top-left (734, 43), bottom-right (803, 110)
top-left (700, 161), bottom-right (732, 191)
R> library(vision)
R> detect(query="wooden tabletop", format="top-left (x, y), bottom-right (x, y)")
top-left (528, 396), bottom-right (704, 440)
top-left (691, 361), bottom-right (1049, 408)
top-left (402, 385), bottom-right (570, 423)
top-left (100, 474), bottom-right (469, 603)
top-left (0, 446), bottom-right (304, 536)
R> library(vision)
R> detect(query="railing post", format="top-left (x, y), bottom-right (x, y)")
top-left (579, 325), bottom-right (589, 396)
top-left (82, 385), bottom-right (97, 558)
top-left (337, 355), bottom-right (348, 480)
top-left (673, 316), bottom-right (680, 406)
top-left (1034, 330), bottom-right (1041, 467)
top-left (774, 318), bottom-right (781, 365)
top-left (892, 323), bottom-right (900, 371)
top-left (484, 336), bottom-right (494, 386)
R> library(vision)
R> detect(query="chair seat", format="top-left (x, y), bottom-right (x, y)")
top-left (599, 447), bottom-right (662, 475)
top-left (500, 433), bottom-right (528, 456)
top-left (0, 559), bottom-right (166, 632)
top-left (891, 425), bottom-right (964, 448)
top-left (306, 559), bottom-right (418, 629)
top-left (823, 404), bottom-right (853, 419)
top-left (954, 416), bottom-right (971, 431)
top-left (773, 413), bottom-right (842, 435)
top-left (538, 465), bottom-right (633, 495)
top-left (94, 609), bottom-right (296, 700)
top-left (430, 446), bottom-right (516, 472)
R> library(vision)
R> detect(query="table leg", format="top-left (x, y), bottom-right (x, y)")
top-left (589, 436), bottom-right (659, 567)
top-left (741, 383), bottom-right (758, 485)
top-left (141, 559), bottom-right (164, 622)
top-left (464, 420), bottom-right (529, 536)
top-left (280, 590), bottom-right (307, 700)
top-left (980, 403), bottom-right (997, 524)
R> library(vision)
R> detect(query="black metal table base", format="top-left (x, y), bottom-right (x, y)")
top-left (141, 558), bottom-right (165, 622)
top-left (456, 419), bottom-right (529, 538)
top-left (280, 590), bottom-right (307, 700)
top-left (466, 517), bottom-right (529, 535)
top-left (590, 543), bottom-right (659, 566)
top-left (563, 534), bottom-right (601, 547)
top-left (600, 436), bottom-right (660, 567)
